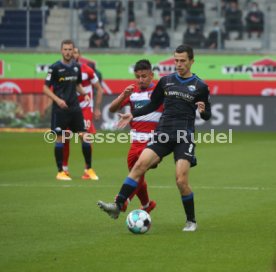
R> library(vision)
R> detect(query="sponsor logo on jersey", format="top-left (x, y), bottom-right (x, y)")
top-left (134, 100), bottom-right (150, 109)
top-left (58, 76), bottom-right (78, 82)
top-left (187, 85), bottom-right (196, 92)
top-left (165, 90), bottom-right (194, 101)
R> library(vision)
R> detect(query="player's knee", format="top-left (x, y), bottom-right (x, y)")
top-left (176, 174), bottom-right (189, 188)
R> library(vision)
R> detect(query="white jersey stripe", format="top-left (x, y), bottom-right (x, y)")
top-left (132, 111), bottom-right (162, 123)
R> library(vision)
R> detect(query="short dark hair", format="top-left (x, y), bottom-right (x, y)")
top-left (134, 59), bottom-right (152, 72)
top-left (175, 44), bottom-right (194, 60)
top-left (61, 39), bottom-right (75, 49)
top-left (74, 47), bottom-right (80, 54)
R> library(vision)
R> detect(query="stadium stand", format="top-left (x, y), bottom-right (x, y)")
top-left (0, 0), bottom-right (274, 51)
top-left (0, 9), bottom-right (47, 47)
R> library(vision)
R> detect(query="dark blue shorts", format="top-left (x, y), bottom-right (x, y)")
top-left (51, 110), bottom-right (86, 135)
top-left (146, 135), bottom-right (197, 167)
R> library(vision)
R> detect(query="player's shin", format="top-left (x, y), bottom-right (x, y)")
top-left (55, 142), bottom-right (64, 172)
top-left (116, 177), bottom-right (138, 210)
top-left (82, 141), bottom-right (91, 169)
top-left (136, 178), bottom-right (150, 206)
top-left (181, 193), bottom-right (196, 223)
top-left (62, 140), bottom-right (70, 171)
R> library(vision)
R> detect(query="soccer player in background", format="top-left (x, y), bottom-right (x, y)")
top-left (98, 45), bottom-right (211, 231)
top-left (43, 39), bottom-right (94, 181)
top-left (62, 47), bottom-right (103, 180)
top-left (109, 59), bottom-right (162, 213)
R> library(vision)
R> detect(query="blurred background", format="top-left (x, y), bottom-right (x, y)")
top-left (0, 0), bottom-right (275, 131)
top-left (0, 0), bottom-right (273, 51)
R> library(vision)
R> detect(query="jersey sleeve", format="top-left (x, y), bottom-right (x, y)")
top-left (198, 85), bottom-right (212, 121)
top-left (120, 96), bottom-right (130, 108)
top-left (87, 66), bottom-right (99, 84)
top-left (44, 64), bottom-right (55, 87)
top-left (132, 78), bottom-right (164, 118)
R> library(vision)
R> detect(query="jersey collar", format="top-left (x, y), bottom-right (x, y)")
top-left (175, 73), bottom-right (196, 83)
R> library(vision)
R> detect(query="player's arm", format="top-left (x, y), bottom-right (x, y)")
top-left (76, 64), bottom-right (90, 102)
top-left (92, 81), bottom-right (103, 120)
top-left (109, 84), bottom-right (134, 113)
top-left (88, 67), bottom-right (103, 119)
top-left (76, 84), bottom-right (90, 102)
top-left (43, 85), bottom-right (68, 109)
top-left (43, 66), bottom-right (68, 109)
top-left (196, 86), bottom-right (212, 121)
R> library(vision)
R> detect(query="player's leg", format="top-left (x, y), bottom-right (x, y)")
top-left (97, 139), bottom-right (175, 219)
top-left (136, 179), bottom-right (156, 213)
top-left (69, 110), bottom-right (96, 180)
top-left (129, 143), bottom-right (156, 212)
top-left (52, 111), bottom-right (71, 181)
top-left (81, 108), bottom-right (98, 180)
top-left (174, 141), bottom-right (197, 231)
top-left (98, 148), bottom-right (160, 219)
top-left (62, 138), bottom-right (70, 175)
top-left (120, 143), bottom-right (153, 212)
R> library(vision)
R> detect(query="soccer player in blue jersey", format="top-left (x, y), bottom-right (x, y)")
top-left (98, 45), bottom-right (211, 231)
top-left (43, 39), bottom-right (93, 181)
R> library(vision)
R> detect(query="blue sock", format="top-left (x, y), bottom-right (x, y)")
top-left (55, 142), bottom-right (64, 172)
top-left (82, 142), bottom-right (91, 169)
top-left (116, 177), bottom-right (138, 208)
top-left (181, 193), bottom-right (196, 222)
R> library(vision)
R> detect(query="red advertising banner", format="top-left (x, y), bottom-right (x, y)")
top-left (1, 79), bottom-right (276, 96)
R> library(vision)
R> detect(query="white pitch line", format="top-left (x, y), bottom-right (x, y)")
top-left (0, 183), bottom-right (275, 191)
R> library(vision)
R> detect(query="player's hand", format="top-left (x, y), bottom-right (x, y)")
top-left (123, 84), bottom-right (134, 97)
top-left (94, 108), bottom-right (101, 120)
top-left (117, 113), bottom-right (133, 129)
top-left (57, 98), bottom-right (68, 109)
top-left (84, 94), bottom-right (90, 103)
top-left (195, 101), bottom-right (205, 113)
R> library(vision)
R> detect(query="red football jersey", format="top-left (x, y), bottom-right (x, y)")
top-left (121, 83), bottom-right (163, 142)
top-left (77, 63), bottom-right (99, 110)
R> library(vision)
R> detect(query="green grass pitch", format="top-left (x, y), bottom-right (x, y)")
top-left (0, 131), bottom-right (275, 272)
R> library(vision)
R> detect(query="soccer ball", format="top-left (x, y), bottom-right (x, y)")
top-left (126, 209), bottom-right (151, 234)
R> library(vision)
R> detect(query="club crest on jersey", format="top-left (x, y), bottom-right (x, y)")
top-left (74, 67), bottom-right (79, 72)
top-left (187, 85), bottom-right (196, 92)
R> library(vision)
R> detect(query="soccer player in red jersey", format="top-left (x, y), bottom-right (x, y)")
top-left (62, 47), bottom-right (103, 180)
top-left (109, 59), bottom-right (163, 213)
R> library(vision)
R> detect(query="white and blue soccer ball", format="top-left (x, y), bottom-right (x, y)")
top-left (126, 209), bottom-right (151, 234)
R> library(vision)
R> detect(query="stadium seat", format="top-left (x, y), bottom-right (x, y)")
top-left (0, 10), bottom-right (48, 47)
